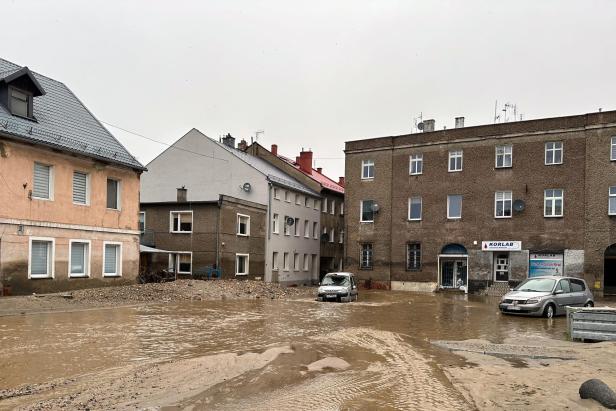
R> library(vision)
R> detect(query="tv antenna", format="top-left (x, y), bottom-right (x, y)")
top-left (254, 130), bottom-right (264, 142)
top-left (494, 101), bottom-right (523, 123)
top-left (413, 112), bottom-right (423, 133)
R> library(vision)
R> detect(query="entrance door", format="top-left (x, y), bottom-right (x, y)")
top-left (441, 259), bottom-right (468, 288)
top-left (605, 244), bottom-right (616, 295)
top-left (494, 253), bottom-right (510, 282)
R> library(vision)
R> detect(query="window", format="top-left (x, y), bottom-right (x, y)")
top-left (314, 200), bottom-right (320, 210)
top-left (69, 240), bottom-right (90, 278)
top-left (495, 191), bottom-right (513, 218)
top-left (340, 230), bottom-right (344, 244)
top-left (139, 212), bottom-right (146, 233)
top-left (236, 254), bottom-right (249, 275)
top-left (33, 162), bottom-right (52, 200)
top-left (544, 189), bottom-right (564, 217)
top-left (272, 213), bottom-right (280, 234)
top-left (170, 211), bottom-right (193, 232)
top-left (272, 252), bottom-right (279, 270)
top-left (274, 188), bottom-right (280, 200)
top-left (330, 200), bottom-right (335, 215)
top-left (340, 202), bottom-right (344, 215)
top-left (284, 190), bottom-right (290, 202)
top-left (237, 214), bottom-right (250, 236)
top-left (10, 88), bottom-right (30, 117)
top-left (72, 171), bottom-right (89, 205)
top-left (29, 237), bottom-right (54, 278)
top-left (293, 253), bottom-right (299, 271)
top-left (177, 253), bottom-right (192, 274)
top-left (294, 218), bottom-right (300, 236)
top-left (360, 243), bottom-right (373, 269)
top-left (303, 254), bottom-right (309, 271)
top-left (283, 252), bottom-right (289, 270)
top-left (361, 200), bottom-right (375, 222)
top-left (284, 216), bottom-right (291, 236)
top-left (448, 150), bottom-right (463, 172)
top-left (296, 194), bottom-right (301, 205)
top-left (322, 198), bottom-right (328, 213)
top-left (323, 226), bottom-right (327, 240)
top-left (362, 160), bottom-right (375, 179)
top-left (556, 279), bottom-right (571, 293)
top-left (406, 243), bottom-right (421, 271)
top-left (410, 154), bottom-right (423, 175)
top-left (313, 222), bottom-right (318, 239)
top-left (304, 220), bottom-right (310, 237)
top-left (447, 195), bottom-right (462, 219)
top-left (103, 242), bottom-right (122, 277)
top-left (330, 228), bottom-right (335, 243)
top-left (611, 137), bottom-right (616, 161)
top-left (305, 197), bottom-right (310, 207)
top-left (545, 142), bottom-right (563, 165)
top-left (106, 178), bottom-right (120, 209)
top-left (610, 187), bottom-right (616, 215)
top-left (408, 196), bottom-right (422, 221)
top-left (570, 279), bottom-right (586, 292)
top-left (495, 145), bottom-right (512, 168)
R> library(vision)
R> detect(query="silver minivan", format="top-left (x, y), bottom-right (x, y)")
top-left (316, 272), bottom-right (358, 302)
top-left (499, 276), bottom-right (594, 318)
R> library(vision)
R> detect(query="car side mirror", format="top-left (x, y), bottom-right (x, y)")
top-left (554, 289), bottom-right (564, 295)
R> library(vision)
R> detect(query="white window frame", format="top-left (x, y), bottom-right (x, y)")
top-left (609, 186), bottom-right (616, 216)
top-left (494, 191), bottom-right (513, 219)
top-left (544, 189), bottom-right (564, 217)
top-left (235, 253), bottom-right (249, 276)
top-left (305, 197), bottom-right (310, 207)
top-left (313, 222), bottom-right (318, 239)
top-left (340, 202), bottom-right (344, 215)
top-left (170, 211), bottom-right (193, 233)
top-left (102, 241), bottom-right (122, 277)
top-left (294, 218), bottom-right (300, 236)
top-left (237, 213), bottom-right (251, 236)
top-left (68, 239), bottom-right (91, 278)
top-left (409, 154), bottom-right (423, 175)
top-left (447, 195), bottom-right (462, 220)
top-left (361, 160), bottom-right (375, 180)
top-left (330, 200), bottom-right (335, 215)
top-left (106, 178), bottom-right (121, 210)
top-left (284, 190), bottom-right (290, 202)
top-left (330, 228), bottom-right (335, 243)
top-left (272, 252), bottom-right (279, 271)
top-left (339, 230), bottom-right (344, 244)
top-left (304, 219), bottom-right (310, 238)
top-left (303, 254), bottom-right (310, 271)
top-left (284, 216), bottom-right (291, 236)
top-left (545, 142), bottom-right (563, 165)
top-left (323, 226), bottom-right (327, 239)
top-left (293, 253), bottom-right (299, 271)
top-left (322, 198), bottom-right (328, 213)
top-left (283, 252), bottom-right (289, 271)
top-left (139, 211), bottom-right (146, 234)
top-left (495, 145), bottom-right (513, 168)
top-left (72, 170), bottom-right (90, 206)
top-left (32, 162), bottom-right (54, 201)
top-left (448, 150), bottom-right (463, 172)
top-left (272, 213), bottom-right (279, 234)
top-left (360, 200), bottom-right (375, 223)
top-left (360, 243), bottom-right (373, 269)
top-left (408, 196), bottom-right (422, 221)
top-left (314, 199), bottom-right (320, 210)
top-left (175, 252), bottom-right (193, 275)
top-left (611, 137), bottom-right (616, 161)
top-left (28, 237), bottom-right (55, 279)
top-left (296, 194), bottom-right (302, 205)
top-left (273, 188), bottom-right (280, 200)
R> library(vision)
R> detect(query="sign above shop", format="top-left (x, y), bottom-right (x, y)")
top-left (481, 241), bottom-right (522, 251)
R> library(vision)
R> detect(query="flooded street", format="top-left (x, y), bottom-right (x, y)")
top-left (0, 291), bottom-right (606, 410)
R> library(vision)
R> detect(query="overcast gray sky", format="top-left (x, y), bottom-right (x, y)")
top-left (4, 0), bottom-right (615, 179)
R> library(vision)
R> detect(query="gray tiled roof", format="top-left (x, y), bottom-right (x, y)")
top-left (0, 58), bottom-right (144, 170)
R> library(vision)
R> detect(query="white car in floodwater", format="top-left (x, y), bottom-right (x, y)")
top-left (316, 272), bottom-right (358, 302)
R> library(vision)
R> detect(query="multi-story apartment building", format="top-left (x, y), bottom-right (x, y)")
top-left (245, 143), bottom-right (345, 281)
top-left (0, 58), bottom-right (145, 295)
top-left (140, 129), bottom-right (321, 285)
top-left (345, 111), bottom-right (616, 296)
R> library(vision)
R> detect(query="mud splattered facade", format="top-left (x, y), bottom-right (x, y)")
top-left (345, 111), bottom-right (616, 296)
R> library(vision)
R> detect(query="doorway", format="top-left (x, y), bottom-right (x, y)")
top-left (494, 253), bottom-right (510, 282)
top-left (605, 245), bottom-right (616, 294)
top-left (439, 243), bottom-right (468, 290)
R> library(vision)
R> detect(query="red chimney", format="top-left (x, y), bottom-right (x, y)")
top-left (298, 150), bottom-right (313, 174)
top-left (316, 167), bottom-right (322, 174)
top-left (271, 144), bottom-right (278, 156)
top-left (338, 177), bottom-right (345, 187)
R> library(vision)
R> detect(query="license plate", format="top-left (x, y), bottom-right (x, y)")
top-left (327, 294), bottom-right (337, 298)
top-left (509, 306), bottom-right (521, 311)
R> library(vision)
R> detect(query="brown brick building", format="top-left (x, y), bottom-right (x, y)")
top-left (345, 110), bottom-right (616, 296)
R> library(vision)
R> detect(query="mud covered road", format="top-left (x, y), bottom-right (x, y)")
top-left (2, 291), bottom-right (616, 410)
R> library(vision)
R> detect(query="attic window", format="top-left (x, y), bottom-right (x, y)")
top-left (10, 88), bottom-right (31, 118)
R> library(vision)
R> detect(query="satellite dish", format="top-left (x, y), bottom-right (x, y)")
top-left (242, 182), bottom-right (252, 192)
top-left (286, 217), bottom-right (295, 226)
top-left (513, 199), bottom-right (525, 212)
top-left (417, 122), bottom-right (425, 131)
top-left (371, 203), bottom-right (380, 213)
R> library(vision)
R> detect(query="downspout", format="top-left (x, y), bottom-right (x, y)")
top-left (216, 195), bottom-right (222, 268)
top-left (388, 142), bottom-right (394, 289)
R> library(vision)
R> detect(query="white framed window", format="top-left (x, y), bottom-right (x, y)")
top-left (330, 228), bottom-right (335, 243)
top-left (272, 213), bottom-right (279, 234)
top-left (314, 199), bottom-right (320, 210)
top-left (322, 198), bottom-right (328, 213)
top-left (272, 252), bottom-right (279, 270)
top-left (495, 145), bottom-right (512, 168)
top-left (103, 241), bottom-right (122, 277)
top-left (303, 254), bottom-right (310, 271)
top-left (139, 212), bottom-right (146, 233)
top-left (273, 188), bottom-right (280, 200)
top-left (28, 237), bottom-right (55, 279)
top-left (237, 214), bottom-right (250, 236)
top-left (495, 191), bottom-right (513, 218)
top-left (304, 220), bottom-right (310, 237)
top-left (72, 171), bottom-right (89, 205)
top-left (339, 230), bottom-right (344, 244)
top-left (283, 252), bottom-right (289, 270)
top-left (294, 218), bottom-right (300, 236)
top-left (235, 253), bottom-right (249, 276)
top-left (305, 197), bottom-right (310, 207)
top-left (323, 226), bottom-right (327, 240)
top-left (313, 222), bottom-right (318, 239)
top-left (33, 162), bottom-right (53, 200)
top-left (169, 252), bottom-right (192, 274)
top-left (295, 193), bottom-right (301, 205)
top-left (447, 195), bottom-right (462, 219)
top-left (545, 142), bottom-right (563, 165)
top-left (448, 150), bottom-right (463, 172)
top-left (106, 178), bottom-right (121, 210)
top-left (544, 189), bottom-right (564, 217)
top-left (293, 253), bottom-right (299, 271)
top-left (330, 200), bottom-right (335, 215)
top-left (611, 137), bottom-right (616, 161)
top-left (360, 243), bottom-right (373, 269)
top-left (340, 202), bottom-right (344, 215)
top-left (361, 200), bottom-right (375, 222)
top-left (170, 211), bottom-right (193, 233)
top-left (408, 196), bottom-right (422, 221)
top-left (409, 154), bottom-right (423, 175)
top-left (609, 187), bottom-right (616, 215)
top-left (362, 160), bottom-right (375, 179)
top-left (284, 190), bottom-right (290, 202)
top-left (284, 216), bottom-right (291, 236)
top-left (69, 240), bottom-right (91, 278)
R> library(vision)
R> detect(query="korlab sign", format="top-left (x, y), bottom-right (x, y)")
top-left (482, 241), bottom-right (522, 251)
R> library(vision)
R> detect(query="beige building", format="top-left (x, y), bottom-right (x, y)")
top-left (0, 58), bottom-right (145, 295)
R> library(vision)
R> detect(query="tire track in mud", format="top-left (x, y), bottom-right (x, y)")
top-left (211, 328), bottom-right (473, 410)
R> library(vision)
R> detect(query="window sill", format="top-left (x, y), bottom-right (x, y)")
top-left (360, 221), bottom-right (374, 224)
top-left (544, 215), bottom-right (564, 218)
top-left (408, 219), bottom-right (422, 222)
top-left (29, 275), bottom-right (53, 279)
top-left (106, 208), bottom-right (121, 212)
top-left (170, 231), bottom-right (193, 234)
top-left (73, 202), bottom-right (90, 207)
top-left (103, 274), bottom-right (121, 278)
top-left (494, 216), bottom-right (512, 219)
top-left (237, 233), bottom-right (249, 237)
top-left (69, 274), bottom-right (90, 278)
top-left (494, 166), bottom-right (512, 170)
top-left (32, 196), bottom-right (53, 201)
top-left (409, 173), bottom-right (422, 176)
top-left (178, 271), bottom-right (192, 275)
top-left (359, 267), bottom-right (373, 271)
top-left (235, 273), bottom-right (249, 276)
top-left (447, 217), bottom-right (462, 221)
top-left (361, 178), bottom-right (374, 181)
top-left (448, 170), bottom-right (463, 173)
top-left (544, 163), bottom-right (563, 166)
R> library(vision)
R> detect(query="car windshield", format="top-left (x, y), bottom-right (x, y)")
top-left (515, 278), bottom-right (556, 292)
top-left (322, 275), bottom-right (350, 286)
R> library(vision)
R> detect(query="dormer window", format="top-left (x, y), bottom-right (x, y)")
top-left (10, 88), bottom-right (31, 118)
top-left (0, 66), bottom-right (45, 120)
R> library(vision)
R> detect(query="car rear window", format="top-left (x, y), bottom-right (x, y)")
top-left (570, 279), bottom-right (585, 292)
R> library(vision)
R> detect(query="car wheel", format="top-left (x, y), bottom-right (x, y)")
top-left (544, 303), bottom-right (556, 318)
top-left (584, 301), bottom-right (594, 308)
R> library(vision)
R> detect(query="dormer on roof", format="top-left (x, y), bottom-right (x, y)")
top-left (0, 66), bottom-right (45, 120)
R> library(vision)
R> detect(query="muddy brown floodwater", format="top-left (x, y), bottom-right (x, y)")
top-left (1, 291), bottom-right (614, 410)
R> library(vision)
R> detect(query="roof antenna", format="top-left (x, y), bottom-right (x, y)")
top-left (254, 130), bottom-right (264, 142)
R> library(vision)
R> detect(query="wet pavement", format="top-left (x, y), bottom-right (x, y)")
top-left (0, 291), bottom-right (569, 409)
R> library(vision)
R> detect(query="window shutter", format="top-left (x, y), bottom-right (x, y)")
top-left (71, 243), bottom-right (85, 273)
top-left (73, 172), bottom-right (87, 204)
top-left (104, 245), bottom-right (117, 274)
top-left (33, 163), bottom-right (50, 199)
top-left (31, 241), bottom-right (49, 275)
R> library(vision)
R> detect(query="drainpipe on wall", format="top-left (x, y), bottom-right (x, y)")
top-left (216, 195), bottom-right (222, 269)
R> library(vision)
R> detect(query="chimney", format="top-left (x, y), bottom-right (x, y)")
top-left (238, 139), bottom-right (247, 151)
top-left (222, 133), bottom-right (235, 148)
top-left (317, 167), bottom-right (322, 174)
top-left (423, 119), bottom-right (435, 132)
top-left (338, 176), bottom-right (345, 187)
top-left (298, 150), bottom-right (313, 174)
top-left (271, 144), bottom-right (278, 156)
top-left (455, 117), bottom-right (465, 128)
top-left (177, 187), bottom-right (187, 203)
